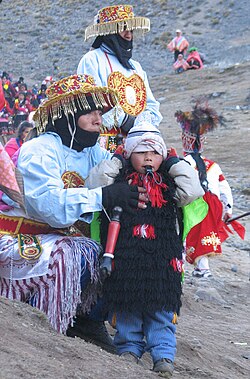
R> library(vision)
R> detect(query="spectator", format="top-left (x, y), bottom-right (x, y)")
top-left (1, 71), bottom-right (16, 108)
top-left (173, 53), bottom-right (190, 73)
top-left (4, 120), bottom-right (33, 158)
top-left (186, 47), bottom-right (204, 70)
top-left (37, 83), bottom-right (47, 104)
top-left (13, 91), bottom-right (32, 129)
top-left (167, 29), bottom-right (189, 61)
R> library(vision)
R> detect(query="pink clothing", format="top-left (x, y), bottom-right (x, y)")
top-left (173, 58), bottom-right (190, 71)
top-left (0, 143), bottom-right (21, 211)
top-left (167, 36), bottom-right (189, 54)
top-left (4, 138), bottom-right (22, 158)
top-left (186, 51), bottom-right (204, 69)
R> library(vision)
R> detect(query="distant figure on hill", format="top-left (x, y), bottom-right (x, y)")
top-left (186, 47), bottom-right (204, 70)
top-left (173, 53), bottom-right (190, 74)
top-left (167, 29), bottom-right (189, 61)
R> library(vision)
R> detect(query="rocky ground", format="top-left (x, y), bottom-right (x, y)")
top-left (0, 0), bottom-right (250, 378)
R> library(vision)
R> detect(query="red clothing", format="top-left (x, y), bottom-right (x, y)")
top-left (185, 192), bottom-right (223, 264)
top-left (14, 99), bottom-right (32, 114)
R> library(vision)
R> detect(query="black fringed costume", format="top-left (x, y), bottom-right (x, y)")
top-left (101, 164), bottom-right (183, 315)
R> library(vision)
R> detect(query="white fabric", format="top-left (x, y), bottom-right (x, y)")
top-left (0, 234), bottom-right (61, 279)
top-left (196, 256), bottom-right (210, 270)
top-left (124, 121), bottom-right (167, 159)
top-left (183, 154), bottom-right (233, 214)
top-left (77, 44), bottom-right (162, 128)
top-left (168, 160), bottom-right (205, 207)
top-left (85, 157), bottom-right (122, 189)
top-left (1, 132), bottom-right (112, 227)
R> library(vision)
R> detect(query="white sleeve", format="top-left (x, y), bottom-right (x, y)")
top-left (18, 144), bottom-right (103, 228)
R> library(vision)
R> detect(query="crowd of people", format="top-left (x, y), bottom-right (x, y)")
top-left (0, 4), bottom-right (245, 379)
top-left (0, 71), bottom-right (53, 137)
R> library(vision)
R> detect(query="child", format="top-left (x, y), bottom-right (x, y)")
top-left (175, 101), bottom-right (233, 278)
top-left (173, 53), bottom-right (190, 73)
top-left (100, 121), bottom-right (204, 377)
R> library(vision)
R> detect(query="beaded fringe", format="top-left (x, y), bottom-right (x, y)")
top-left (85, 17), bottom-right (150, 40)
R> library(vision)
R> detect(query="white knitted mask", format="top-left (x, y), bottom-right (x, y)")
top-left (124, 121), bottom-right (167, 159)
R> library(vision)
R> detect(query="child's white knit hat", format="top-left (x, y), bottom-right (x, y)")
top-left (124, 121), bottom-right (167, 159)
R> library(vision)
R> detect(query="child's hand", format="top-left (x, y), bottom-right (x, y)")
top-left (223, 212), bottom-right (232, 222)
top-left (113, 144), bottom-right (124, 156)
top-left (111, 144), bottom-right (126, 170)
top-left (167, 147), bottom-right (178, 158)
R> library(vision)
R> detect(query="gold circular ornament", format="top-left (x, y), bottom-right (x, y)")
top-left (62, 171), bottom-right (85, 188)
top-left (108, 72), bottom-right (147, 116)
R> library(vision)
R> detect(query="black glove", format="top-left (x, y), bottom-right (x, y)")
top-left (99, 256), bottom-right (112, 282)
top-left (102, 183), bottom-right (139, 210)
top-left (120, 114), bottom-right (136, 134)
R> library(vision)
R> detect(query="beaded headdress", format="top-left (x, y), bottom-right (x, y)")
top-left (175, 101), bottom-right (223, 153)
top-left (32, 74), bottom-right (118, 135)
top-left (85, 4), bottom-right (150, 41)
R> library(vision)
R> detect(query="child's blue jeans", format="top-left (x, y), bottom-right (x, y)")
top-left (112, 310), bottom-right (177, 363)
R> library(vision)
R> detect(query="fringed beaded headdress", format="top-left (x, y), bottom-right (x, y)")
top-left (175, 100), bottom-right (223, 153)
top-left (32, 74), bottom-right (118, 135)
top-left (85, 4), bottom-right (150, 41)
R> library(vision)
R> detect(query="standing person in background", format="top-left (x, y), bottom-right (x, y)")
top-left (167, 29), bottom-right (189, 62)
top-left (175, 101), bottom-right (234, 278)
top-left (4, 120), bottom-right (33, 158)
top-left (13, 91), bottom-right (32, 129)
top-left (1, 72), bottom-right (17, 108)
top-left (77, 4), bottom-right (162, 151)
top-left (37, 83), bottom-right (47, 104)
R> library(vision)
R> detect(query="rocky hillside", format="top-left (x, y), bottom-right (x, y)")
top-left (1, 0), bottom-right (250, 85)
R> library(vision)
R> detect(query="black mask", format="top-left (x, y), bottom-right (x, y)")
top-left (73, 128), bottom-right (99, 151)
top-left (100, 34), bottom-right (133, 69)
top-left (48, 110), bottom-right (100, 152)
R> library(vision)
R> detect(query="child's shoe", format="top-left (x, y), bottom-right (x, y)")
top-left (153, 358), bottom-right (174, 378)
top-left (192, 268), bottom-right (212, 278)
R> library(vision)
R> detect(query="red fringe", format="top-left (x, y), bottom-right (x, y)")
top-left (127, 172), bottom-right (167, 208)
top-left (220, 219), bottom-right (246, 242)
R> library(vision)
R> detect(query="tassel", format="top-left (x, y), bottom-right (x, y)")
top-left (133, 224), bottom-right (156, 239)
top-left (127, 172), bottom-right (167, 208)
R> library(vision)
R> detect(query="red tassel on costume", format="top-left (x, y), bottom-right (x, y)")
top-left (133, 224), bottom-right (156, 239)
top-left (127, 172), bottom-right (167, 208)
top-left (170, 258), bottom-right (183, 272)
